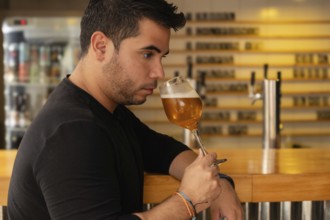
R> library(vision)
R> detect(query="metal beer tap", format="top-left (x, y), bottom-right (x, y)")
top-left (249, 64), bottom-right (282, 149)
top-left (249, 70), bottom-right (262, 105)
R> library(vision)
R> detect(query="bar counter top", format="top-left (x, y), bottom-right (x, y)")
top-left (145, 147), bottom-right (330, 203)
top-left (1, 148), bottom-right (330, 205)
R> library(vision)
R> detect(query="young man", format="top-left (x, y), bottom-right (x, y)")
top-left (8, 0), bottom-right (243, 219)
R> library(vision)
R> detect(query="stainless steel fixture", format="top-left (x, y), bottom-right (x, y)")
top-left (249, 64), bottom-right (282, 149)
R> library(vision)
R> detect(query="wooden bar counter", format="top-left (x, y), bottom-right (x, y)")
top-left (1, 148), bottom-right (330, 206)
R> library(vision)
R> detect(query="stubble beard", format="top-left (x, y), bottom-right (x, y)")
top-left (102, 54), bottom-right (147, 106)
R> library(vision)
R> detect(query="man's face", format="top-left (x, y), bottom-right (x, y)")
top-left (101, 18), bottom-right (170, 105)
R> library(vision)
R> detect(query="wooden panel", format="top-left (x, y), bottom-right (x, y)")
top-left (143, 174), bottom-right (252, 204)
top-left (0, 150), bottom-right (15, 206)
top-left (0, 150), bottom-right (16, 177)
top-left (253, 173), bottom-right (330, 202)
top-left (143, 175), bottom-right (180, 204)
top-left (233, 175), bottom-right (252, 202)
top-left (2, 149), bottom-right (330, 206)
top-left (206, 148), bottom-right (330, 175)
top-left (0, 177), bottom-right (10, 205)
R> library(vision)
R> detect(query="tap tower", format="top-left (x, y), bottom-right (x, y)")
top-left (249, 64), bottom-right (282, 149)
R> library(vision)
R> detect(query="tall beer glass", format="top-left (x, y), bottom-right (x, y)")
top-left (159, 76), bottom-right (208, 155)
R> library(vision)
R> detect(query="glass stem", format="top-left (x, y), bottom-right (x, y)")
top-left (191, 129), bottom-right (207, 156)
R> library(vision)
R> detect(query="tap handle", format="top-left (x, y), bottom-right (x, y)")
top-left (249, 71), bottom-right (258, 104)
top-left (276, 71), bottom-right (282, 134)
top-left (276, 71), bottom-right (282, 97)
top-left (263, 63), bottom-right (268, 79)
top-left (187, 56), bottom-right (193, 79)
top-left (251, 71), bottom-right (256, 86)
top-left (277, 71), bottom-right (282, 81)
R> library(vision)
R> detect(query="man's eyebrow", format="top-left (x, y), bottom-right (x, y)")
top-left (142, 45), bottom-right (169, 55)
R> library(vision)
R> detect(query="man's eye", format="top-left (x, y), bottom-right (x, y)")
top-left (143, 53), bottom-right (153, 59)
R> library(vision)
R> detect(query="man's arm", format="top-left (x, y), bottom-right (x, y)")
top-left (169, 150), bottom-right (235, 188)
top-left (135, 150), bottom-right (221, 219)
top-left (169, 149), bottom-right (243, 219)
top-left (169, 150), bottom-right (197, 179)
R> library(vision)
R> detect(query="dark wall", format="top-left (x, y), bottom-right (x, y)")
top-left (0, 0), bottom-right (10, 9)
top-left (3, 0), bottom-right (88, 10)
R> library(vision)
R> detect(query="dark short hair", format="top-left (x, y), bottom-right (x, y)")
top-left (80, 0), bottom-right (186, 57)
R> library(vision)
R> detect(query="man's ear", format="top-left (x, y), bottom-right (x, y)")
top-left (90, 31), bottom-right (114, 61)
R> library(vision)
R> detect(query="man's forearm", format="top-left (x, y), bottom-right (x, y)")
top-left (169, 150), bottom-right (197, 180)
top-left (134, 193), bottom-right (194, 220)
top-left (219, 173), bottom-right (235, 188)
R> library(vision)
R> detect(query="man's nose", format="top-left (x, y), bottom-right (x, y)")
top-left (150, 62), bottom-right (165, 79)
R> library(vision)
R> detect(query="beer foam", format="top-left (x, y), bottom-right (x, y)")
top-left (160, 90), bottom-right (199, 98)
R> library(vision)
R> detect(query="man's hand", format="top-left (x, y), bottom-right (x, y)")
top-left (210, 178), bottom-right (244, 220)
top-left (178, 150), bottom-right (221, 213)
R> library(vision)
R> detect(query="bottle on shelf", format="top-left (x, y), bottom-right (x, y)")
top-left (9, 91), bottom-right (20, 128)
top-left (18, 41), bottom-right (30, 82)
top-left (7, 41), bottom-right (19, 82)
top-left (39, 45), bottom-right (51, 84)
top-left (8, 89), bottom-right (31, 128)
top-left (18, 92), bottom-right (31, 128)
top-left (50, 44), bottom-right (64, 84)
top-left (5, 31), bottom-right (25, 83)
top-left (29, 44), bottom-right (40, 84)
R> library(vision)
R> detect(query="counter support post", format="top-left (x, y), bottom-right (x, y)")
top-left (259, 202), bottom-right (270, 220)
top-left (244, 203), bottom-right (249, 220)
top-left (281, 201), bottom-right (291, 220)
top-left (324, 201), bottom-right (330, 220)
top-left (302, 201), bottom-right (312, 220)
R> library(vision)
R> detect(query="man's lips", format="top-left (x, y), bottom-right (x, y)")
top-left (142, 82), bottom-right (157, 95)
top-left (143, 87), bottom-right (155, 95)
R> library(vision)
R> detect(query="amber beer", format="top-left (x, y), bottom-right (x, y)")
top-left (161, 96), bottom-right (202, 131)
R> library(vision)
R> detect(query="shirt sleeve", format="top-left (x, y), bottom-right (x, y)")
top-left (120, 106), bottom-right (191, 174)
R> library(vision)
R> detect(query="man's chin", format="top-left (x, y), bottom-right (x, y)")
top-left (127, 97), bottom-right (147, 106)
